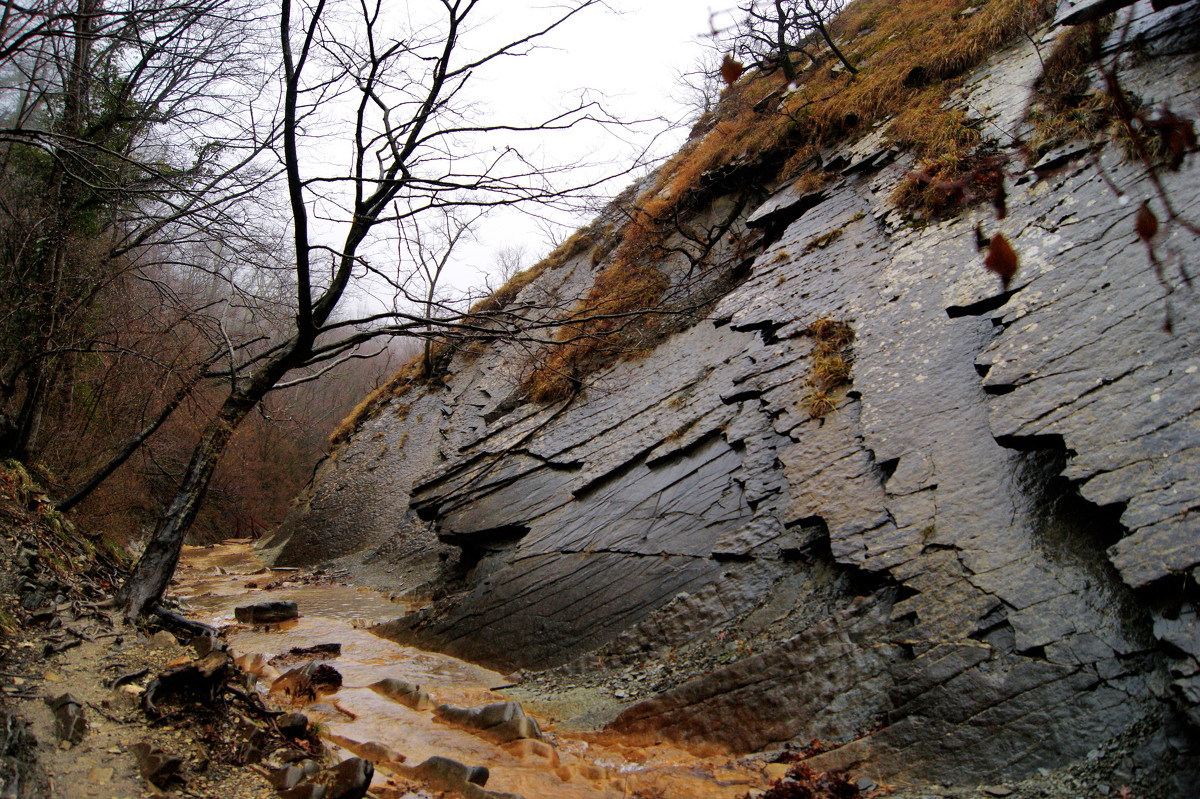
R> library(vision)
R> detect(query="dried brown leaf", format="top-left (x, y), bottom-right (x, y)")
top-left (720, 54), bottom-right (745, 86)
top-left (983, 233), bottom-right (1019, 288)
top-left (1135, 202), bottom-right (1159, 242)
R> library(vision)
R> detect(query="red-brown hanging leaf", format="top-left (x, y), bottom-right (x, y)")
top-left (971, 156), bottom-right (1008, 219)
top-left (720, 54), bottom-right (745, 86)
top-left (1135, 202), bottom-right (1159, 242)
top-left (984, 233), bottom-right (1018, 288)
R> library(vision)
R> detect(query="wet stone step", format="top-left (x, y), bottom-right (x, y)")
top-left (367, 677), bottom-right (434, 710)
top-left (235, 600), bottom-right (299, 624)
top-left (435, 701), bottom-right (543, 743)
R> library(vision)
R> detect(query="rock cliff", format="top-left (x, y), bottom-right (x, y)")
top-left (261, 1), bottom-right (1200, 792)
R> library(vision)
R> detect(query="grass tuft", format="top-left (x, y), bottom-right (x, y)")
top-left (803, 317), bottom-right (855, 417)
top-left (801, 387), bottom-right (837, 418)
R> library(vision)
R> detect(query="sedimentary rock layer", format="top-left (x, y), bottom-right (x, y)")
top-left (268, 4), bottom-right (1200, 789)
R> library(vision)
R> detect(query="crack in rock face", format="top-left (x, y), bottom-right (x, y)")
top-left (269, 7), bottom-right (1200, 791)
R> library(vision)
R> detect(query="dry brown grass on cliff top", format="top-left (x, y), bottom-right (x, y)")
top-left (470, 225), bottom-right (599, 316)
top-left (522, 0), bottom-right (1050, 403)
top-left (339, 0), bottom-right (1055, 420)
top-left (522, 258), bottom-right (670, 403)
top-left (330, 224), bottom-right (610, 442)
top-left (328, 354), bottom-right (427, 447)
top-left (620, 0), bottom-right (1049, 249)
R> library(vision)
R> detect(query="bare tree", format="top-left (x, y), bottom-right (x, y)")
top-left (0, 0), bottom-right (278, 462)
top-left (397, 208), bottom-right (481, 377)
top-left (724, 0), bottom-right (857, 83)
top-left (491, 243), bottom-right (530, 286)
top-left (671, 45), bottom-right (727, 128)
top-left (113, 0), bottom-right (623, 622)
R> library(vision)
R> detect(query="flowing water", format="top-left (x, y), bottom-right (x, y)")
top-left (174, 541), bottom-right (773, 799)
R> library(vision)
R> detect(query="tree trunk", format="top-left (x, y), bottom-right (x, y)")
top-left (775, 0), bottom-right (798, 83)
top-left (114, 389), bottom-right (260, 620)
top-left (114, 343), bottom-right (303, 620)
top-left (9, 361), bottom-right (49, 462)
top-left (814, 20), bottom-right (857, 75)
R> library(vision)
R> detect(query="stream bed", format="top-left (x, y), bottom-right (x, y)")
top-left (172, 541), bottom-right (774, 799)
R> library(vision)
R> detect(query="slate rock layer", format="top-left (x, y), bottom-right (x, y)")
top-left (266, 4), bottom-right (1200, 790)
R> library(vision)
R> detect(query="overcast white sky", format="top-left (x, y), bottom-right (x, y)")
top-left (414, 0), bottom-right (729, 297)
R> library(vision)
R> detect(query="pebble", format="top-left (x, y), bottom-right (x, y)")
top-left (88, 766), bottom-right (114, 783)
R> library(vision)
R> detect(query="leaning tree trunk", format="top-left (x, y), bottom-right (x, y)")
top-left (114, 389), bottom-right (261, 620)
top-left (115, 340), bottom-right (304, 621)
top-left (774, 0), bottom-right (798, 83)
top-left (814, 19), bottom-right (857, 75)
top-left (9, 360), bottom-right (50, 463)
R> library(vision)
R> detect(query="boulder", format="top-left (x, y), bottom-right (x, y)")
top-left (44, 693), bottom-right (86, 743)
top-left (277, 711), bottom-right (309, 738)
top-left (131, 741), bottom-right (183, 788)
top-left (271, 662), bottom-right (343, 702)
top-left (324, 757), bottom-right (373, 799)
top-left (436, 701), bottom-right (542, 743)
top-left (367, 678), bottom-right (434, 711)
top-left (234, 600), bottom-right (298, 624)
top-left (412, 755), bottom-right (491, 789)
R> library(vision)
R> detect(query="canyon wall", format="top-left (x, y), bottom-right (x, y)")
top-left (262, 2), bottom-right (1200, 791)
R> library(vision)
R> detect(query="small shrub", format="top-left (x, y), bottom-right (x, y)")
top-left (521, 258), bottom-right (670, 403)
top-left (892, 150), bottom-right (1008, 220)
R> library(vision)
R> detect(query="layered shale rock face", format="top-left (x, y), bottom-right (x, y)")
top-left (263, 2), bottom-right (1200, 790)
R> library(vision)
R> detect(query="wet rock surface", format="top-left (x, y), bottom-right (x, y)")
top-left (435, 701), bottom-right (544, 743)
top-left (271, 4), bottom-right (1200, 793)
top-left (368, 678), bottom-right (434, 710)
top-left (236, 601), bottom-right (300, 625)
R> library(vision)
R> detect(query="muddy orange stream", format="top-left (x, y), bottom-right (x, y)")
top-left (174, 541), bottom-right (770, 799)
